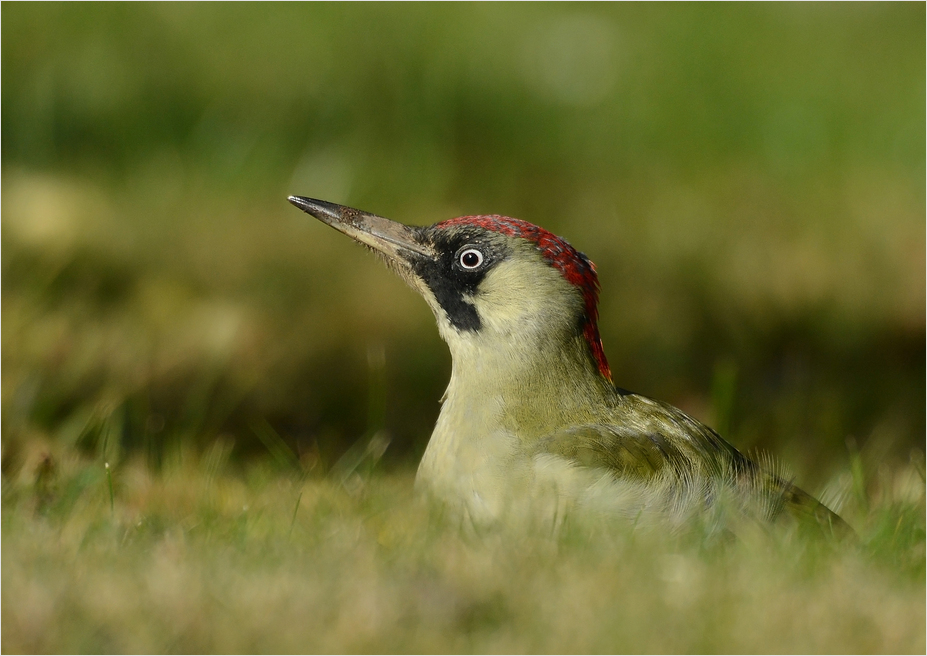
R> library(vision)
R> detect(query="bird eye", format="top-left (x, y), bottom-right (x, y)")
top-left (458, 248), bottom-right (484, 270)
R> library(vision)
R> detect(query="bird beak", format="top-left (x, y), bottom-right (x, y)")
top-left (288, 196), bottom-right (435, 260)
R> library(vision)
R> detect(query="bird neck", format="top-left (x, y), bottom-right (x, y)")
top-left (441, 327), bottom-right (616, 441)
top-left (416, 326), bottom-right (615, 517)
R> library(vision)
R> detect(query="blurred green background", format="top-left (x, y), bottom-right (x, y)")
top-left (2, 3), bottom-right (924, 485)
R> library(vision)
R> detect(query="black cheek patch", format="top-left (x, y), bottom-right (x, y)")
top-left (407, 255), bottom-right (485, 332)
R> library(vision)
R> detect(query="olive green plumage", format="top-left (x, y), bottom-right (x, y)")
top-left (532, 393), bottom-right (851, 537)
top-left (289, 196), bottom-right (851, 539)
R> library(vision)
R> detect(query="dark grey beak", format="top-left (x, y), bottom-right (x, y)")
top-left (288, 196), bottom-right (434, 259)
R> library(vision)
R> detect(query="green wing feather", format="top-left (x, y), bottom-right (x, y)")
top-left (533, 392), bottom-right (853, 538)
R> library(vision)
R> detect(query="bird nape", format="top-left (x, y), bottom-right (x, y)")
top-left (288, 195), bottom-right (852, 539)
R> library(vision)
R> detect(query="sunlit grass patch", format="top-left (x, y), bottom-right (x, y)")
top-left (2, 446), bottom-right (923, 653)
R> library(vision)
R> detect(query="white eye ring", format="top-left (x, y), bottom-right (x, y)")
top-left (458, 248), bottom-right (484, 270)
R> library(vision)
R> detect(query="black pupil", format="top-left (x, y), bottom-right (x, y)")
top-left (462, 251), bottom-right (480, 267)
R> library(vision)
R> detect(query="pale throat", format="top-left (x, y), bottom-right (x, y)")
top-left (440, 325), bottom-right (611, 437)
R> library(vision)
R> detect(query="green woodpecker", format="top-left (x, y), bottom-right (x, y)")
top-left (288, 196), bottom-right (849, 537)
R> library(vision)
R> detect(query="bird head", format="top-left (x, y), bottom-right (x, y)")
top-left (288, 196), bottom-right (611, 383)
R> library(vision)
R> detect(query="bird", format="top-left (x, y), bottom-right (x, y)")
top-left (288, 195), bottom-right (850, 538)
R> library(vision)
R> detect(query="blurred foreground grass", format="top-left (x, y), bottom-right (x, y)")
top-left (2, 444), bottom-right (924, 653)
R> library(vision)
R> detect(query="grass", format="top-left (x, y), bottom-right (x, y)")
top-left (2, 440), bottom-right (925, 653)
top-left (1, 4), bottom-right (924, 653)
